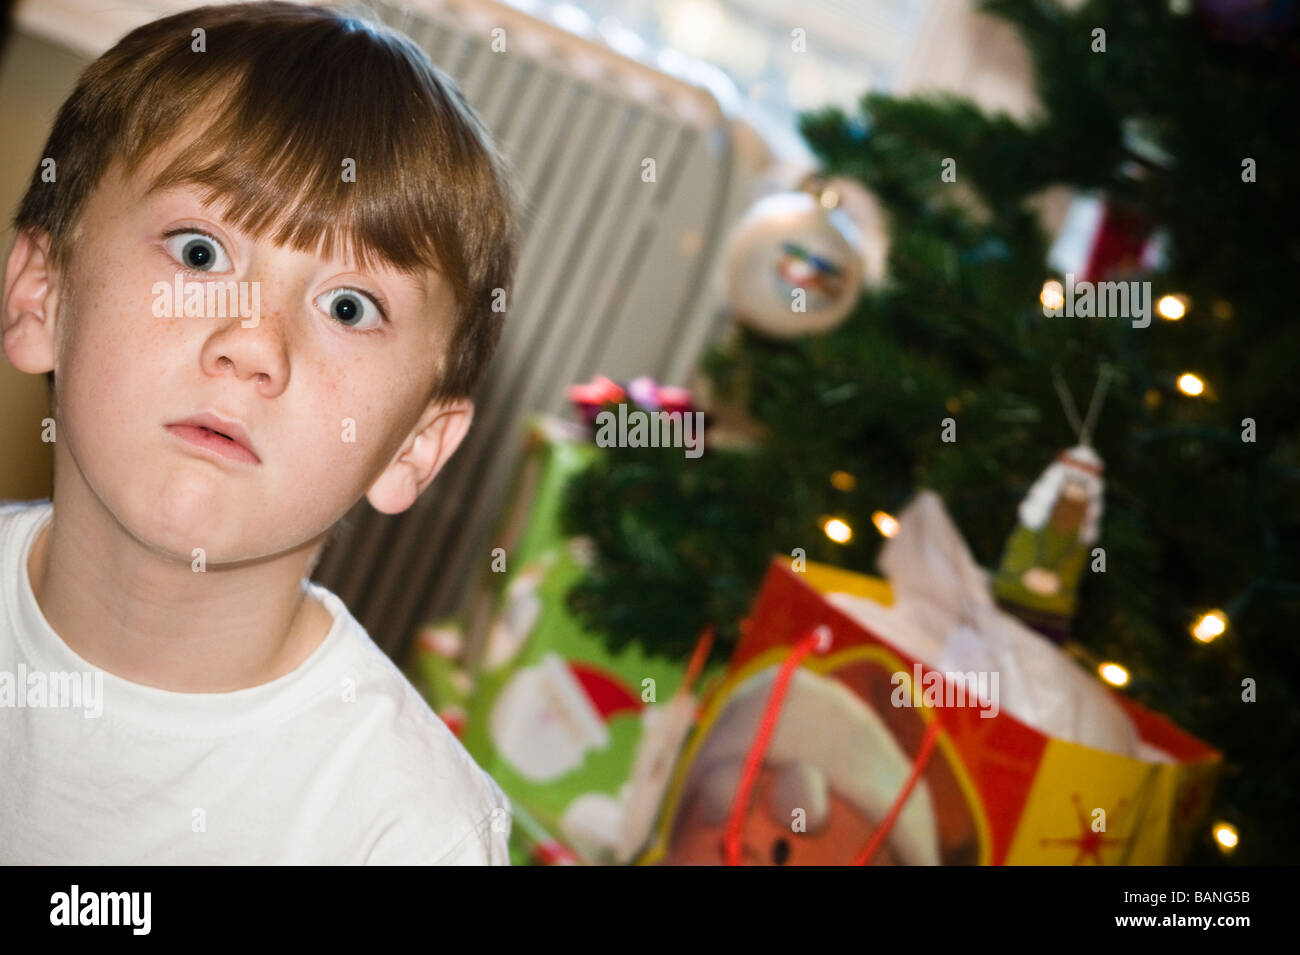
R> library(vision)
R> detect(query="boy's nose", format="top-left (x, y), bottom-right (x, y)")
top-left (204, 310), bottom-right (290, 396)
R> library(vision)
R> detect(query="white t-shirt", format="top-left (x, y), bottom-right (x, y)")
top-left (0, 499), bottom-right (511, 864)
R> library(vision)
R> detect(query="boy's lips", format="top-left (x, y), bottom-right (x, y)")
top-left (165, 413), bottom-right (261, 464)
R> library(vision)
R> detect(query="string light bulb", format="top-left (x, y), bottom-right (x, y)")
top-left (1213, 822), bottom-right (1239, 852)
top-left (1157, 294), bottom-right (1188, 320)
top-left (1098, 663), bottom-right (1130, 687)
top-left (830, 470), bottom-right (856, 492)
top-left (822, 517), bottom-right (852, 544)
top-left (1192, 610), bottom-right (1227, 643)
top-left (872, 511), bottom-right (900, 538)
top-left (1040, 279), bottom-right (1065, 311)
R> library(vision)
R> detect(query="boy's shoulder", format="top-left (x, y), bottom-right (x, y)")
top-left (0, 497), bottom-right (50, 520)
top-left (305, 584), bottom-right (512, 864)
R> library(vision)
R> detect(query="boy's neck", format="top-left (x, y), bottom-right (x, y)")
top-left (26, 485), bottom-right (335, 694)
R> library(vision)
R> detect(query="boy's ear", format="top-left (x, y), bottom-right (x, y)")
top-left (366, 398), bottom-right (475, 515)
top-left (1, 229), bottom-right (60, 376)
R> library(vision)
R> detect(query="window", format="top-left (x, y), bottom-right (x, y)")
top-left (504, 0), bottom-right (933, 158)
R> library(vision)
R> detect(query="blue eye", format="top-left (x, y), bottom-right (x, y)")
top-left (163, 230), bottom-right (231, 273)
top-left (316, 288), bottom-right (385, 331)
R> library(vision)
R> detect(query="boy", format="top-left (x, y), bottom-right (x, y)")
top-left (0, 1), bottom-right (521, 863)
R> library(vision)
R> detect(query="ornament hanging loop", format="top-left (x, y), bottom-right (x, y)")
top-left (1078, 364), bottom-right (1115, 447)
top-left (796, 171), bottom-right (841, 210)
top-left (1052, 363), bottom-right (1115, 447)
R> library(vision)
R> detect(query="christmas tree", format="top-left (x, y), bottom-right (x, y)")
top-left (558, 0), bottom-right (1299, 864)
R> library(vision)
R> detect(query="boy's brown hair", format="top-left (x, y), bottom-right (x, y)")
top-left (14, 0), bottom-right (521, 403)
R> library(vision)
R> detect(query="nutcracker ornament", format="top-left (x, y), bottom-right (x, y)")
top-left (993, 368), bottom-right (1113, 643)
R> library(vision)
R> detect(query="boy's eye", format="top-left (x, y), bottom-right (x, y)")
top-left (315, 288), bottom-right (384, 331)
top-left (163, 231), bottom-right (231, 273)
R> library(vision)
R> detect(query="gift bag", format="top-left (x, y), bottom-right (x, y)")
top-left (416, 413), bottom-right (726, 865)
top-left (639, 493), bottom-right (1221, 865)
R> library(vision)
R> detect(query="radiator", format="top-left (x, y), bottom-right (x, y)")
top-left (311, 0), bottom-right (756, 661)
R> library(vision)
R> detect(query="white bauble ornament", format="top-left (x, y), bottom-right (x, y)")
top-left (722, 188), bottom-right (865, 338)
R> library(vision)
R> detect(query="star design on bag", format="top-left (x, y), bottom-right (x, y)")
top-left (1039, 793), bottom-right (1132, 865)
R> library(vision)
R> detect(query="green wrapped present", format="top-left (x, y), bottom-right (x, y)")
top-left (415, 414), bottom-right (723, 864)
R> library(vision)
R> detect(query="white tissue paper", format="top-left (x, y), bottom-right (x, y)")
top-left (825, 490), bottom-right (1140, 758)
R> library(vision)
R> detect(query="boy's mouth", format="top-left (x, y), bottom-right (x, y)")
top-left (165, 413), bottom-right (261, 464)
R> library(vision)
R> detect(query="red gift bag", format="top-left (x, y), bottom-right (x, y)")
top-left (640, 558), bottom-right (1221, 865)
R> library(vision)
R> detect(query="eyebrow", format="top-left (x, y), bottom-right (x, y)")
top-left (141, 173), bottom-right (224, 206)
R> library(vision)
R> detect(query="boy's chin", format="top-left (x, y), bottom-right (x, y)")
top-left (125, 510), bottom-right (252, 566)
top-left (107, 486), bottom-right (257, 567)
top-left (119, 493), bottom-right (334, 570)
